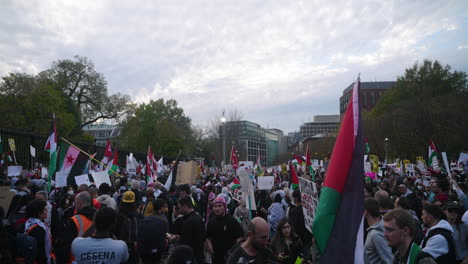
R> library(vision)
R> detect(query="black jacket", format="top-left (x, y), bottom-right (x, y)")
top-left (55, 205), bottom-right (96, 263)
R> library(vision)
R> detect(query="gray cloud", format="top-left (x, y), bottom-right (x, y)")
top-left (1, 0), bottom-right (467, 133)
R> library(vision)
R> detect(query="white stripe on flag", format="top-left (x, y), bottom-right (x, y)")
top-left (354, 215), bottom-right (364, 264)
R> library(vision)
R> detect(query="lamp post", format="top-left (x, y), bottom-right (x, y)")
top-left (384, 137), bottom-right (389, 164)
top-left (221, 115), bottom-right (227, 166)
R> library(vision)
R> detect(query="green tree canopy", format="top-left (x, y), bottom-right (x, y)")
top-left (365, 60), bottom-right (468, 160)
top-left (119, 99), bottom-right (196, 158)
top-left (0, 55), bottom-right (134, 136)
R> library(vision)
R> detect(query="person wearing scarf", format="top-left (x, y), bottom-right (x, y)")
top-left (25, 199), bottom-right (52, 264)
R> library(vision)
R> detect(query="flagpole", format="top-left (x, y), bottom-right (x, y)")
top-left (60, 137), bottom-right (123, 178)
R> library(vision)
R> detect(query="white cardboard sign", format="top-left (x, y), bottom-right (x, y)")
top-left (257, 176), bottom-right (274, 190)
top-left (55, 171), bottom-right (68, 188)
top-left (74, 174), bottom-right (91, 186)
top-left (92, 170), bottom-right (111, 188)
top-left (299, 177), bottom-right (318, 233)
top-left (7, 166), bottom-right (22, 177)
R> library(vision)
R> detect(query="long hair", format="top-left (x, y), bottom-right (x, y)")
top-left (270, 217), bottom-right (299, 254)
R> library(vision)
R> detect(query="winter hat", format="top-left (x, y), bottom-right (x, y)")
top-left (213, 195), bottom-right (227, 207)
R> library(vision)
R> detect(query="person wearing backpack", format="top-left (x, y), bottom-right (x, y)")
top-left (23, 199), bottom-right (53, 264)
top-left (115, 191), bottom-right (143, 264)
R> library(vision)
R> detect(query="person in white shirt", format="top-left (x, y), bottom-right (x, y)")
top-left (72, 207), bottom-right (128, 264)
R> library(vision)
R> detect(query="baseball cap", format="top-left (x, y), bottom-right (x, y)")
top-left (445, 201), bottom-right (460, 211)
top-left (122, 191), bottom-right (136, 203)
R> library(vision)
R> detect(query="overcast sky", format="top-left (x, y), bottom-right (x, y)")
top-left (1, 0), bottom-right (467, 133)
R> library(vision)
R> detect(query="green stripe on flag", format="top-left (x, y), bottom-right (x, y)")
top-left (48, 151), bottom-right (57, 191)
top-left (57, 142), bottom-right (70, 170)
top-left (312, 186), bottom-right (341, 253)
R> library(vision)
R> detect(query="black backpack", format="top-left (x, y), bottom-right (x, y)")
top-left (15, 224), bottom-right (38, 264)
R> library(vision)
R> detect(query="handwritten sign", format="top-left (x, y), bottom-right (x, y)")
top-left (299, 177), bottom-right (318, 233)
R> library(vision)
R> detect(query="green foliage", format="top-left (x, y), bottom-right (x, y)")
top-left (119, 99), bottom-right (195, 158)
top-left (0, 55), bottom-right (133, 137)
top-left (365, 60), bottom-right (468, 160)
top-left (0, 74), bottom-right (79, 136)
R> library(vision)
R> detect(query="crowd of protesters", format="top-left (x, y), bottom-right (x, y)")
top-left (0, 160), bottom-right (467, 264)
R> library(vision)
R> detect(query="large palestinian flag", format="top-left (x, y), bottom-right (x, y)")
top-left (312, 78), bottom-right (364, 263)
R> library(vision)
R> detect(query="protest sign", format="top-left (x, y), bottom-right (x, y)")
top-left (299, 177), bottom-right (318, 233)
top-left (55, 171), bottom-right (68, 188)
top-left (459, 152), bottom-right (468, 172)
top-left (0, 186), bottom-right (15, 213)
top-left (7, 166), bottom-right (22, 177)
top-left (92, 170), bottom-right (111, 188)
top-left (364, 162), bottom-right (371, 173)
top-left (257, 176), bottom-right (274, 190)
top-left (416, 156), bottom-right (426, 164)
top-left (405, 164), bottom-right (415, 177)
top-left (369, 155), bottom-right (379, 173)
top-left (176, 161), bottom-right (197, 185)
top-left (74, 174), bottom-right (91, 186)
top-left (30, 145), bottom-right (36, 158)
top-left (238, 168), bottom-right (256, 210)
top-left (441, 152), bottom-right (451, 174)
top-left (41, 167), bottom-right (48, 179)
top-left (8, 138), bottom-right (16, 151)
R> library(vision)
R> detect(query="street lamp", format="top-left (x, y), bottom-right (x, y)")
top-left (221, 115), bottom-right (227, 166)
top-left (384, 137), bottom-right (389, 164)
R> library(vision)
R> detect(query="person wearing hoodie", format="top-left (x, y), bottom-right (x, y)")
top-left (364, 198), bottom-right (393, 264)
top-left (268, 193), bottom-right (285, 238)
top-left (96, 183), bottom-right (117, 210)
top-left (56, 191), bottom-right (97, 263)
top-left (421, 204), bottom-right (456, 264)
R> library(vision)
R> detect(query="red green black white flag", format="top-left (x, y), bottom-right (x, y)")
top-left (312, 77), bottom-right (364, 263)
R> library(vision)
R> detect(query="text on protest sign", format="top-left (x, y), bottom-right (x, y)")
top-left (299, 177), bottom-right (319, 233)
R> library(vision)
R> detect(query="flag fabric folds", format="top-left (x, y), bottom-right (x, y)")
top-left (57, 142), bottom-right (80, 173)
top-left (289, 161), bottom-right (299, 190)
top-left (230, 145), bottom-right (239, 171)
top-left (255, 155), bottom-right (263, 176)
top-left (365, 138), bottom-right (370, 154)
top-left (109, 147), bottom-right (119, 176)
top-left (312, 77), bottom-right (364, 263)
top-left (44, 114), bottom-right (58, 192)
top-left (102, 139), bottom-right (112, 166)
top-left (305, 146), bottom-right (315, 182)
top-left (146, 146), bottom-right (153, 183)
top-left (428, 140), bottom-right (440, 170)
